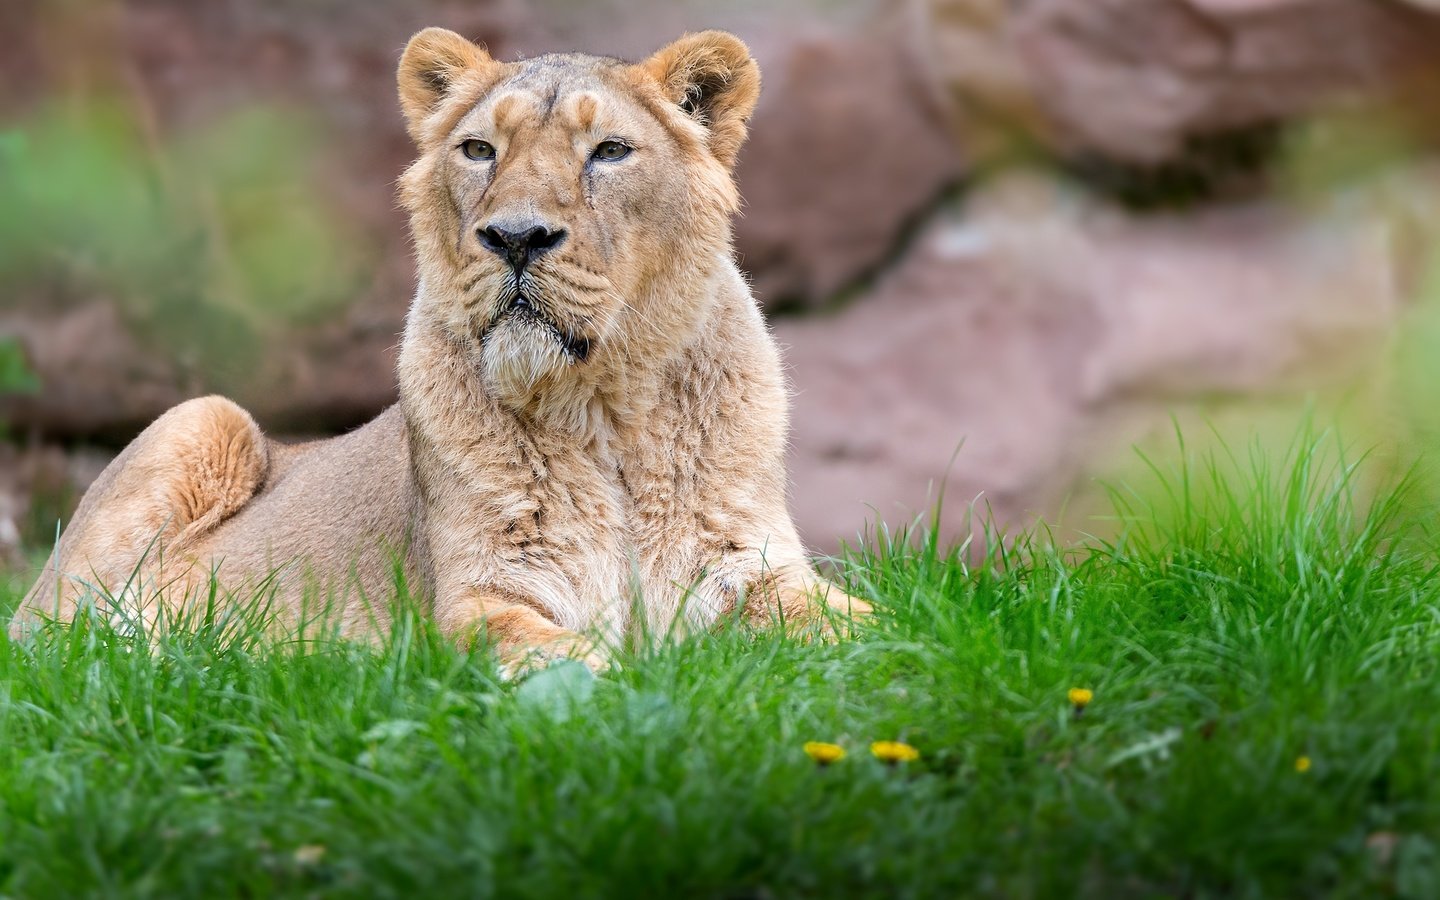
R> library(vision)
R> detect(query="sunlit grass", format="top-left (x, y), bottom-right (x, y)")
top-left (2, 431), bottom-right (1440, 897)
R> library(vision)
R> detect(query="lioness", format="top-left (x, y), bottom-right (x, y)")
top-left (11, 28), bottom-right (870, 668)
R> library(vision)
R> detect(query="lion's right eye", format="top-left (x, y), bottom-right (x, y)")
top-left (460, 139), bottom-right (497, 161)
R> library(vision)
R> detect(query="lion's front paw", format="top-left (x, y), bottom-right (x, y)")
top-left (810, 602), bottom-right (870, 643)
top-left (749, 581), bottom-right (874, 642)
top-left (823, 587), bottom-right (873, 619)
top-left (805, 582), bottom-right (873, 639)
top-left (499, 633), bottom-right (609, 680)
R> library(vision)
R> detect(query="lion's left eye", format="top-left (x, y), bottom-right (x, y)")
top-left (592, 141), bottom-right (632, 162)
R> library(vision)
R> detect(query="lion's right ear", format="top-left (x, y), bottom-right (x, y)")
top-left (398, 28), bottom-right (495, 142)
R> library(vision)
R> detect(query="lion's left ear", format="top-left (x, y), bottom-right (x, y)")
top-left (640, 31), bottom-right (761, 170)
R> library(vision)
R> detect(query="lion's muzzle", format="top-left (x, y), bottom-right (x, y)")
top-left (477, 220), bottom-right (568, 273)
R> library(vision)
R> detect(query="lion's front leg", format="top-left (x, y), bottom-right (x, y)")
top-left (436, 587), bottom-right (607, 674)
top-left (740, 568), bottom-right (873, 637)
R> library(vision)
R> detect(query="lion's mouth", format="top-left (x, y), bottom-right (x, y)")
top-left (493, 294), bottom-right (591, 362)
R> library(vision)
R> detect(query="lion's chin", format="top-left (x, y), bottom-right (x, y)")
top-left (480, 316), bottom-right (575, 401)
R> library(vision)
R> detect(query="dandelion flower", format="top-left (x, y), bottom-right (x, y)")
top-left (1295, 756), bottom-right (1312, 773)
top-left (870, 740), bottom-right (920, 764)
top-left (1068, 688), bottom-right (1094, 708)
top-left (293, 845), bottom-right (327, 866)
top-left (803, 741), bottom-right (846, 766)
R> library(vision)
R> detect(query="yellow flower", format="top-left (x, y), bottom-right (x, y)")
top-left (870, 740), bottom-right (920, 764)
top-left (803, 741), bottom-right (846, 765)
top-left (1068, 688), bottom-right (1094, 708)
top-left (1295, 756), bottom-right (1312, 773)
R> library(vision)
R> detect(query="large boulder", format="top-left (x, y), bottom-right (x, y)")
top-left (928, 0), bottom-right (1440, 165)
top-left (778, 170), bottom-right (1422, 550)
top-left (729, 16), bottom-right (964, 308)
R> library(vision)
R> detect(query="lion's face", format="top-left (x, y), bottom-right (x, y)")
top-left (396, 29), bottom-right (760, 404)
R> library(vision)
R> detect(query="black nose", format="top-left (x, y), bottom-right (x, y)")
top-left (477, 222), bottom-right (567, 271)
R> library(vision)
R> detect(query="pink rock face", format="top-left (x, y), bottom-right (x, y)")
top-left (930, 0), bottom-right (1440, 164)
top-left (733, 20), bottom-right (964, 308)
top-left (779, 173), bottom-right (1414, 552)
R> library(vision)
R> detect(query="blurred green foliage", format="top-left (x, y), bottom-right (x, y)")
top-left (1279, 107), bottom-right (1424, 200)
top-left (0, 338), bottom-right (39, 397)
top-left (0, 100), bottom-right (365, 390)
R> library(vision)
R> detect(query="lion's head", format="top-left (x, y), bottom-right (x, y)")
top-left (396, 28), bottom-right (760, 407)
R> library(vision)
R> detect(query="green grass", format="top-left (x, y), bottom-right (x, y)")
top-left (4, 432), bottom-right (1440, 898)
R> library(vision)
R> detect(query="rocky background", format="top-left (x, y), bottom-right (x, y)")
top-left (3, 0), bottom-right (1440, 564)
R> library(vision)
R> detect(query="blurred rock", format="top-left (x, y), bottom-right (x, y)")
top-left (779, 171), bottom-right (1414, 550)
top-left (0, 302), bottom-right (180, 441)
top-left (731, 15), bottom-right (964, 308)
top-left (0, 441), bottom-right (105, 569)
top-left (0, 490), bottom-right (21, 570)
top-left (928, 0), bottom-right (1440, 166)
top-left (0, 0), bottom-right (963, 438)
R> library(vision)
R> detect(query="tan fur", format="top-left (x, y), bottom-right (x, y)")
top-left (11, 29), bottom-right (870, 668)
